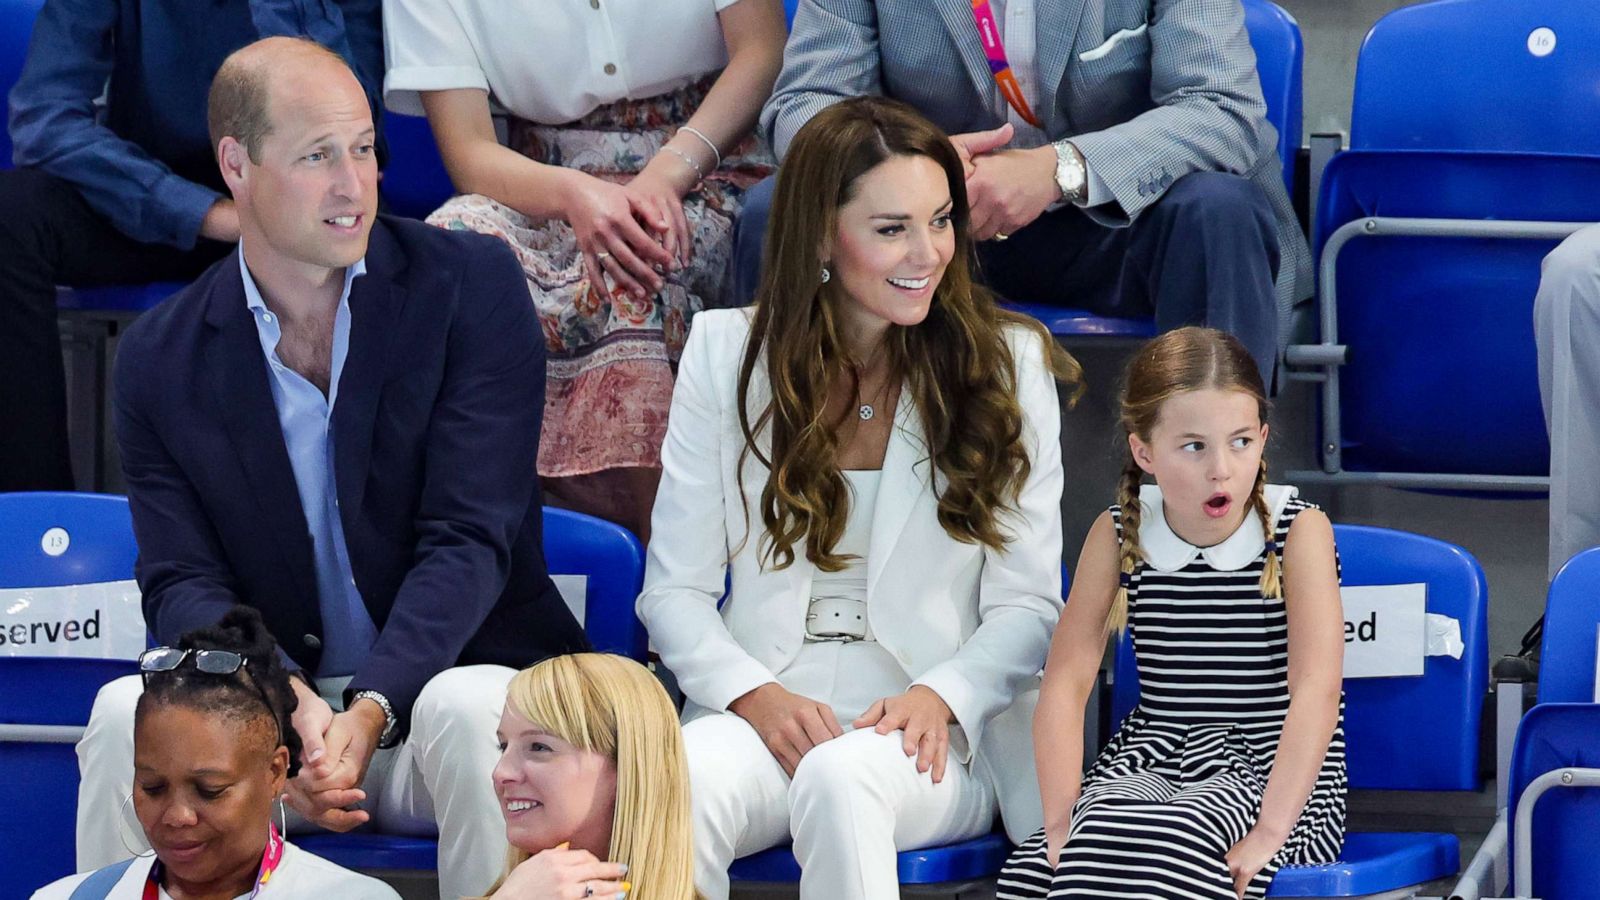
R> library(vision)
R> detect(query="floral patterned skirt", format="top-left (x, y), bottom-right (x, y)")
top-left (427, 77), bottom-right (772, 479)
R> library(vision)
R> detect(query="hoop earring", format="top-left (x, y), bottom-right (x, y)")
top-left (117, 793), bottom-right (156, 858)
top-left (820, 265), bottom-right (831, 284)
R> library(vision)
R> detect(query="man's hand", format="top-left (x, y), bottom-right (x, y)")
top-left (948, 124), bottom-right (1015, 178)
top-left (852, 684), bottom-right (956, 783)
top-left (728, 682), bottom-right (844, 777)
top-left (283, 681), bottom-right (386, 832)
top-left (966, 145), bottom-right (1061, 241)
top-left (199, 198), bottom-right (241, 243)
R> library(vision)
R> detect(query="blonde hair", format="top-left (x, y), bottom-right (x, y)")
top-left (1110, 327), bottom-right (1279, 634)
top-left (477, 654), bottom-right (699, 900)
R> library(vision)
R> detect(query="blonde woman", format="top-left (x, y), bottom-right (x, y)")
top-left (478, 654), bottom-right (698, 900)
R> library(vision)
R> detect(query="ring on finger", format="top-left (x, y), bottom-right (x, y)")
top-left (584, 883), bottom-right (595, 898)
top-left (595, 251), bottom-right (612, 261)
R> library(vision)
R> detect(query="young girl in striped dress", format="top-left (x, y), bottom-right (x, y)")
top-left (999, 326), bottom-right (1347, 900)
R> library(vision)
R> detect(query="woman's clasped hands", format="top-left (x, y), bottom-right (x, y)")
top-left (563, 153), bottom-right (694, 304)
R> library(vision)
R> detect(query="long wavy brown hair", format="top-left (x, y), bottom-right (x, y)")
top-left (1108, 326), bottom-right (1279, 634)
top-left (736, 96), bottom-right (1083, 571)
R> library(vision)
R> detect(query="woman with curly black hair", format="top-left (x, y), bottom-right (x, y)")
top-left (34, 608), bottom-right (398, 899)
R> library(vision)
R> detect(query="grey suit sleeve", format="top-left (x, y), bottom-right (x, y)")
top-left (1070, 0), bottom-right (1271, 225)
top-left (759, 0), bottom-right (884, 160)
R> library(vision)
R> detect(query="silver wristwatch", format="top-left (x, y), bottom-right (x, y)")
top-left (351, 689), bottom-right (400, 749)
top-left (1053, 141), bottom-right (1088, 204)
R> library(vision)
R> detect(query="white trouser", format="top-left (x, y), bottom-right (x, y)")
top-left (76, 664), bottom-right (515, 900)
top-left (1535, 224), bottom-right (1600, 577)
top-left (684, 641), bottom-right (997, 900)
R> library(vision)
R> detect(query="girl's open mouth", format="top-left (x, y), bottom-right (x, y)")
top-left (1204, 492), bottom-right (1232, 519)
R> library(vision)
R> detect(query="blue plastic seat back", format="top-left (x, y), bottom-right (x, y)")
top-left (0, 492), bottom-right (138, 589)
top-left (0, 493), bottom-right (141, 899)
top-left (381, 110), bottom-right (454, 220)
top-left (1351, 0), bottom-right (1600, 154)
top-left (0, 0), bottom-right (46, 169)
top-left (1241, 0), bottom-right (1301, 196)
top-left (1537, 547), bottom-right (1600, 704)
top-left (1111, 524), bottom-right (1486, 791)
top-left (1313, 0), bottom-right (1600, 477)
top-left (542, 507), bottom-right (648, 661)
top-left (1314, 151), bottom-right (1600, 476)
top-left (1506, 702), bottom-right (1600, 898)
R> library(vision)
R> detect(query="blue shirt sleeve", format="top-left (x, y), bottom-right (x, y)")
top-left (7, 0), bottom-right (223, 250)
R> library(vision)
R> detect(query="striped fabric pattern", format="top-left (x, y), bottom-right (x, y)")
top-left (999, 497), bottom-right (1346, 899)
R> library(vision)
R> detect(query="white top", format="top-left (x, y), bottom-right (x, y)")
top-left (32, 842), bottom-right (400, 900)
top-left (808, 469), bottom-right (882, 605)
top-left (383, 0), bottom-right (744, 122)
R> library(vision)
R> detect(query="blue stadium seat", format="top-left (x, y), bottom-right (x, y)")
top-left (1453, 547), bottom-right (1600, 899)
top-left (0, 493), bottom-right (141, 899)
top-left (1536, 546), bottom-right (1600, 705)
top-left (380, 110), bottom-right (455, 220)
top-left (1504, 703), bottom-right (1600, 899)
top-left (1290, 0), bottom-right (1600, 488)
top-left (1110, 525), bottom-right (1484, 896)
top-left (0, 0), bottom-right (45, 169)
top-left (295, 507), bottom-right (648, 873)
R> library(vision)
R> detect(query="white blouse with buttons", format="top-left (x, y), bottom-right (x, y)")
top-left (383, 0), bottom-right (746, 124)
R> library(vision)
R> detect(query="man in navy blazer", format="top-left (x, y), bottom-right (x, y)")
top-left (75, 37), bottom-right (588, 898)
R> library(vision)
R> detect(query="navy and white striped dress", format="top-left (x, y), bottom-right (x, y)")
top-left (999, 484), bottom-right (1347, 900)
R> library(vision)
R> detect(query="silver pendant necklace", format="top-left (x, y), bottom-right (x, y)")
top-left (855, 346), bottom-right (888, 421)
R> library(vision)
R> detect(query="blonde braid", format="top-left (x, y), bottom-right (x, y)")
top-left (1108, 456), bottom-right (1145, 635)
top-left (1252, 457), bottom-right (1283, 599)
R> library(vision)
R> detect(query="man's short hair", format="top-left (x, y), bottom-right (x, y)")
top-left (207, 37), bottom-right (347, 164)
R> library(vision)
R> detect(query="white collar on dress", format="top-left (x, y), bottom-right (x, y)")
top-left (1134, 483), bottom-right (1298, 572)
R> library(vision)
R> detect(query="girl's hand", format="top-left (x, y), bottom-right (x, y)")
top-left (492, 844), bottom-right (629, 899)
top-left (854, 685), bottom-right (955, 783)
top-left (623, 156), bottom-right (695, 270)
top-left (562, 172), bottom-right (674, 301)
top-left (1224, 830), bottom-right (1282, 899)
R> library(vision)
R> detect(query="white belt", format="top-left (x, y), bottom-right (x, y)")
top-left (805, 596), bottom-right (872, 642)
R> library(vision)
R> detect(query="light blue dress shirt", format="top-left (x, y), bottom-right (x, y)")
top-left (239, 248), bottom-right (379, 677)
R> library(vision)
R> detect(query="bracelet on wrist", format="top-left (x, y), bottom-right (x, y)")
top-left (660, 145), bottom-right (704, 186)
top-left (678, 126), bottom-right (722, 170)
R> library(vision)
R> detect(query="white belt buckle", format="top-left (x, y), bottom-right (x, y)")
top-left (804, 596), bottom-right (869, 642)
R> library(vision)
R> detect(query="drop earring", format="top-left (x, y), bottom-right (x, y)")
top-left (820, 265), bottom-right (831, 284)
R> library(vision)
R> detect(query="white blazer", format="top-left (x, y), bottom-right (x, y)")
top-left (638, 309), bottom-right (1064, 839)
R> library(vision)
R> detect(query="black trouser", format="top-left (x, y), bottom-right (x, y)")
top-left (0, 168), bottom-right (232, 492)
top-left (726, 170), bottom-right (1282, 385)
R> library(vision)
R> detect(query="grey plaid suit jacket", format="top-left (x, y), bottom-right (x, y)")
top-left (761, 0), bottom-right (1313, 337)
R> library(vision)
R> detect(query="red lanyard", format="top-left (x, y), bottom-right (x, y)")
top-left (970, 0), bottom-right (1042, 128)
top-left (143, 824), bottom-right (286, 900)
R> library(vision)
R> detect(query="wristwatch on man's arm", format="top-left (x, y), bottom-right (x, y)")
top-left (350, 689), bottom-right (401, 749)
top-left (1053, 141), bottom-right (1088, 204)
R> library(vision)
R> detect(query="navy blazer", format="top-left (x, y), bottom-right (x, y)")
top-left (113, 216), bottom-right (591, 734)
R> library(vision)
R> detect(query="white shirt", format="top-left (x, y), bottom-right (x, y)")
top-left (32, 841), bottom-right (400, 900)
top-left (383, 0), bottom-right (744, 123)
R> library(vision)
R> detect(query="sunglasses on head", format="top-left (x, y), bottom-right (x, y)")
top-left (139, 647), bottom-right (281, 739)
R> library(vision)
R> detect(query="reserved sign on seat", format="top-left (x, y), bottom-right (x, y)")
top-left (0, 581), bottom-right (146, 659)
top-left (1341, 583), bottom-right (1463, 679)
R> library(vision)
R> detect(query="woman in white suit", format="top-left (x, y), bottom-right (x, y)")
top-left (637, 96), bottom-right (1082, 900)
